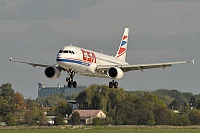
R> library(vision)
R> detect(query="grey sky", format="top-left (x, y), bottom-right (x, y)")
top-left (0, 0), bottom-right (199, 98)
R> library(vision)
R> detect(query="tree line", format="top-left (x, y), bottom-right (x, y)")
top-left (0, 83), bottom-right (72, 126)
top-left (1, 83), bottom-right (200, 126)
top-left (75, 85), bottom-right (200, 126)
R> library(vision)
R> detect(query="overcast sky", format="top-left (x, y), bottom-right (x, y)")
top-left (0, 0), bottom-right (199, 99)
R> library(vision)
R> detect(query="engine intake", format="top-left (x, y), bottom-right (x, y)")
top-left (45, 66), bottom-right (61, 79)
top-left (107, 67), bottom-right (124, 80)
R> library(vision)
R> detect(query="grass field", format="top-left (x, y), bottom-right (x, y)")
top-left (0, 127), bottom-right (200, 133)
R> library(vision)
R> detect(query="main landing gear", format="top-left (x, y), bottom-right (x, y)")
top-left (109, 80), bottom-right (118, 88)
top-left (66, 69), bottom-right (77, 88)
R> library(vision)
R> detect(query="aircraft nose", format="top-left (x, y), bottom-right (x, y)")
top-left (56, 53), bottom-right (62, 62)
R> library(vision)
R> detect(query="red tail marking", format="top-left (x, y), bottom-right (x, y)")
top-left (117, 47), bottom-right (126, 55)
top-left (122, 35), bottom-right (127, 40)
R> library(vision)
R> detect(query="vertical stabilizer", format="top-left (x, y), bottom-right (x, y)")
top-left (115, 28), bottom-right (129, 61)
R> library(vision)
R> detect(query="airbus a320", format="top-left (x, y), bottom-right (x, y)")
top-left (10, 28), bottom-right (194, 88)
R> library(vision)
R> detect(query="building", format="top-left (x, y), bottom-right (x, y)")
top-left (69, 110), bottom-right (106, 125)
top-left (38, 82), bottom-right (86, 98)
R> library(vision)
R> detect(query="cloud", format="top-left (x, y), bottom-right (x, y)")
top-left (0, 0), bottom-right (101, 20)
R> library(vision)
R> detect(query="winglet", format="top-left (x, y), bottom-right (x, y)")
top-left (10, 57), bottom-right (13, 62)
top-left (187, 59), bottom-right (195, 64)
top-left (192, 59), bottom-right (195, 64)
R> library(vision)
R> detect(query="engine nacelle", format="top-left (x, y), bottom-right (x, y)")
top-left (107, 67), bottom-right (124, 80)
top-left (45, 66), bottom-right (61, 79)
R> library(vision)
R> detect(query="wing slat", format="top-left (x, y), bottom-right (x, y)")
top-left (10, 57), bottom-right (50, 68)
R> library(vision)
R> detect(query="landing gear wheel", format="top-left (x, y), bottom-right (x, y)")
top-left (66, 69), bottom-right (77, 88)
top-left (72, 81), bottom-right (77, 88)
top-left (109, 82), bottom-right (113, 88)
top-left (68, 81), bottom-right (72, 88)
top-left (114, 82), bottom-right (118, 88)
top-left (109, 80), bottom-right (118, 88)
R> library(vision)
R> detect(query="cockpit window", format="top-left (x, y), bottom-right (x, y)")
top-left (63, 50), bottom-right (69, 53)
top-left (59, 50), bottom-right (63, 53)
top-left (62, 50), bottom-right (75, 54)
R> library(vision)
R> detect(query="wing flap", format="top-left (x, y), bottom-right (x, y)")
top-left (121, 64), bottom-right (172, 72)
top-left (97, 60), bottom-right (192, 72)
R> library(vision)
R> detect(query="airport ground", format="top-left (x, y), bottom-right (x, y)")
top-left (1, 126), bottom-right (200, 133)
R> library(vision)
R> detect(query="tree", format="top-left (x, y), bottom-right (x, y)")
top-left (196, 98), bottom-right (200, 109)
top-left (154, 107), bottom-right (171, 125)
top-left (189, 96), bottom-right (197, 108)
top-left (189, 109), bottom-right (200, 125)
top-left (169, 112), bottom-right (191, 126)
top-left (102, 117), bottom-right (114, 125)
top-left (4, 113), bottom-right (16, 126)
top-left (0, 83), bottom-right (15, 100)
top-left (24, 99), bottom-right (46, 125)
top-left (36, 93), bottom-right (73, 107)
top-left (0, 83), bottom-right (16, 117)
top-left (115, 96), bottom-right (137, 125)
top-left (71, 111), bottom-right (80, 125)
top-left (93, 117), bottom-right (102, 126)
top-left (0, 83), bottom-right (25, 126)
top-left (53, 101), bottom-right (72, 125)
top-left (14, 92), bottom-right (25, 111)
top-left (154, 89), bottom-right (191, 107)
top-left (55, 101), bottom-right (72, 117)
top-left (169, 113), bottom-right (183, 126)
top-left (115, 91), bottom-right (168, 126)
top-left (169, 100), bottom-right (181, 110)
top-left (0, 116), bottom-right (2, 122)
top-left (54, 114), bottom-right (65, 125)
top-left (180, 113), bottom-right (190, 126)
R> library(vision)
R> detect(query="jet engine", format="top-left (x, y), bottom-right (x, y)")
top-left (107, 67), bottom-right (124, 80)
top-left (45, 66), bottom-right (61, 79)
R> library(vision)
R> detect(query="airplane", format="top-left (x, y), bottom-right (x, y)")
top-left (10, 28), bottom-right (194, 88)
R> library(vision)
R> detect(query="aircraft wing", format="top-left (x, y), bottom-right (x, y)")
top-left (97, 60), bottom-right (194, 72)
top-left (9, 57), bottom-right (50, 68)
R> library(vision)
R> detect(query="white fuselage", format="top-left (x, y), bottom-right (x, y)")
top-left (56, 46), bottom-right (129, 78)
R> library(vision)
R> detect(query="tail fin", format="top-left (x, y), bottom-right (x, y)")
top-left (115, 28), bottom-right (129, 61)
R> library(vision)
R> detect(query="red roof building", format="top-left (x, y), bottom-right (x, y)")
top-left (69, 110), bottom-right (106, 124)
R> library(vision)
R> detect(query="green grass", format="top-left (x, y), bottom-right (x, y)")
top-left (0, 127), bottom-right (200, 133)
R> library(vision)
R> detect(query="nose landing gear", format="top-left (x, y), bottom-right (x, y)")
top-left (109, 80), bottom-right (118, 88)
top-left (66, 69), bottom-right (77, 88)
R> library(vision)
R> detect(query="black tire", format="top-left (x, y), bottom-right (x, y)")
top-left (109, 82), bottom-right (113, 88)
top-left (68, 81), bottom-right (72, 88)
top-left (114, 82), bottom-right (118, 88)
top-left (73, 81), bottom-right (77, 88)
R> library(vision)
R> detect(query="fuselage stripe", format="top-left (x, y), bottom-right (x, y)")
top-left (56, 58), bottom-right (91, 66)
